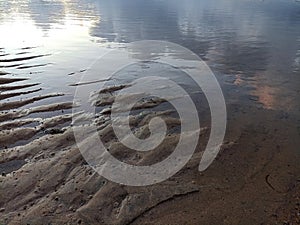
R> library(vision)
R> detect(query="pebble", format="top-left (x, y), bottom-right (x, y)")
top-left (0, 208), bottom-right (5, 212)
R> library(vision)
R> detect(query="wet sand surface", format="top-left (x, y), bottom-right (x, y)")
top-left (0, 0), bottom-right (300, 224)
top-left (0, 63), bottom-right (299, 224)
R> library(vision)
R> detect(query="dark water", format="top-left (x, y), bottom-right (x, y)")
top-left (0, 0), bottom-right (299, 112)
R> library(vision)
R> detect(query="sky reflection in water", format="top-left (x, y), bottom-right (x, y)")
top-left (0, 0), bottom-right (299, 111)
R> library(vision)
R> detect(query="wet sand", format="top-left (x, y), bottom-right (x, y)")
top-left (0, 14), bottom-right (299, 223)
top-left (0, 63), bottom-right (299, 225)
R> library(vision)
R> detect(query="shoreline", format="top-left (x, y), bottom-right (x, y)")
top-left (0, 74), bottom-right (299, 224)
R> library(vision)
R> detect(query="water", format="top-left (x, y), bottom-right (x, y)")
top-left (0, 1), bottom-right (299, 223)
top-left (0, 0), bottom-right (299, 113)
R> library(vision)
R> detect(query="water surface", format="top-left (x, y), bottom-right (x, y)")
top-left (0, 0), bottom-right (299, 120)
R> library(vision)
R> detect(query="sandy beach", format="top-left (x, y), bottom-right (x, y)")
top-left (0, 68), bottom-right (299, 224)
top-left (0, 0), bottom-right (300, 224)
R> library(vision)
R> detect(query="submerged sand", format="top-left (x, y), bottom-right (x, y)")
top-left (0, 65), bottom-right (299, 225)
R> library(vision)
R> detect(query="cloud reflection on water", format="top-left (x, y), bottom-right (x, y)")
top-left (0, 0), bottom-right (299, 111)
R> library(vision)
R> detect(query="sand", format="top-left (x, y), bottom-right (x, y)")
top-left (0, 72), bottom-right (299, 225)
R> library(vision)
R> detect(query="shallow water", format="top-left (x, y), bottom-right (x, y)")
top-left (0, 1), bottom-right (300, 224)
top-left (0, 0), bottom-right (299, 120)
